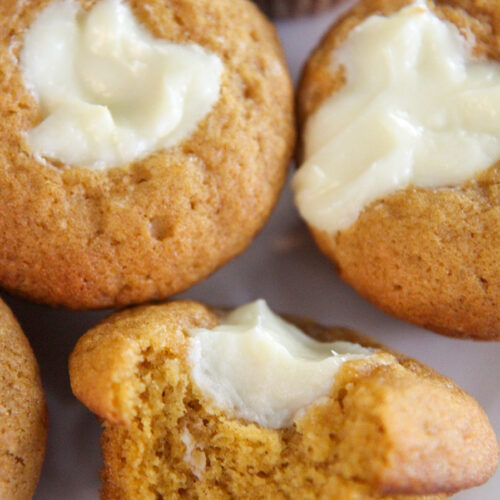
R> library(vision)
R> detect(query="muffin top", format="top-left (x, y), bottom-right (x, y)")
top-left (0, 0), bottom-right (295, 309)
top-left (295, 0), bottom-right (500, 340)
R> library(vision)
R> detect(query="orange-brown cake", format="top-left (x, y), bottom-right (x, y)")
top-left (294, 0), bottom-right (500, 340)
top-left (69, 300), bottom-right (498, 499)
top-left (0, 0), bottom-right (294, 309)
top-left (0, 298), bottom-right (47, 499)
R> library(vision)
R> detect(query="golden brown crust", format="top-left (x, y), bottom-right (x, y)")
top-left (69, 301), bottom-right (498, 499)
top-left (0, 298), bottom-right (48, 500)
top-left (297, 0), bottom-right (500, 339)
top-left (0, 0), bottom-right (295, 309)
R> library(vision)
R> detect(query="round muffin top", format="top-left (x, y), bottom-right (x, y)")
top-left (0, 298), bottom-right (47, 500)
top-left (296, 0), bottom-right (500, 340)
top-left (0, 0), bottom-right (295, 309)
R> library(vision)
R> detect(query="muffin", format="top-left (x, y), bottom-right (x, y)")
top-left (293, 0), bottom-right (500, 340)
top-left (0, 297), bottom-right (48, 499)
top-left (69, 299), bottom-right (498, 499)
top-left (253, 0), bottom-right (341, 18)
top-left (0, 0), bottom-right (295, 309)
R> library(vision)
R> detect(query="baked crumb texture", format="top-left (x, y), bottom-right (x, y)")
top-left (0, 0), bottom-right (295, 309)
top-left (0, 298), bottom-right (47, 500)
top-left (69, 301), bottom-right (498, 499)
top-left (298, 0), bottom-right (500, 340)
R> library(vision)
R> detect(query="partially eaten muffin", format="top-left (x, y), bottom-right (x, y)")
top-left (69, 300), bottom-right (498, 499)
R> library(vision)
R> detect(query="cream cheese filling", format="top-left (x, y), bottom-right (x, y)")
top-left (187, 300), bottom-right (372, 429)
top-left (20, 0), bottom-right (223, 169)
top-left (293, 1), bottom-right (500, 233)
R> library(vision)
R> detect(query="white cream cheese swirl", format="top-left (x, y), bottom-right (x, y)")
top-left (293, 1), bottom-right (500, 233)
top-left (188, 300), bottom-right (372, 429)
top-left (20, 0), bottom-right (223, 169)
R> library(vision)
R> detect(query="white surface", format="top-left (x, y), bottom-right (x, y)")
top-left (2, 4), bottom-right (498, 499)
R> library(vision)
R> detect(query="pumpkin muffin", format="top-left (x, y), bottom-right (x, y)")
top-left (69, 300), bottom-right (498, 499)
top-left (0, 0), bottom-right (294, 309)
top-left (294, 0), bottom-right (500, 340)
top-left (0, 298), bottom-right (48, 499)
